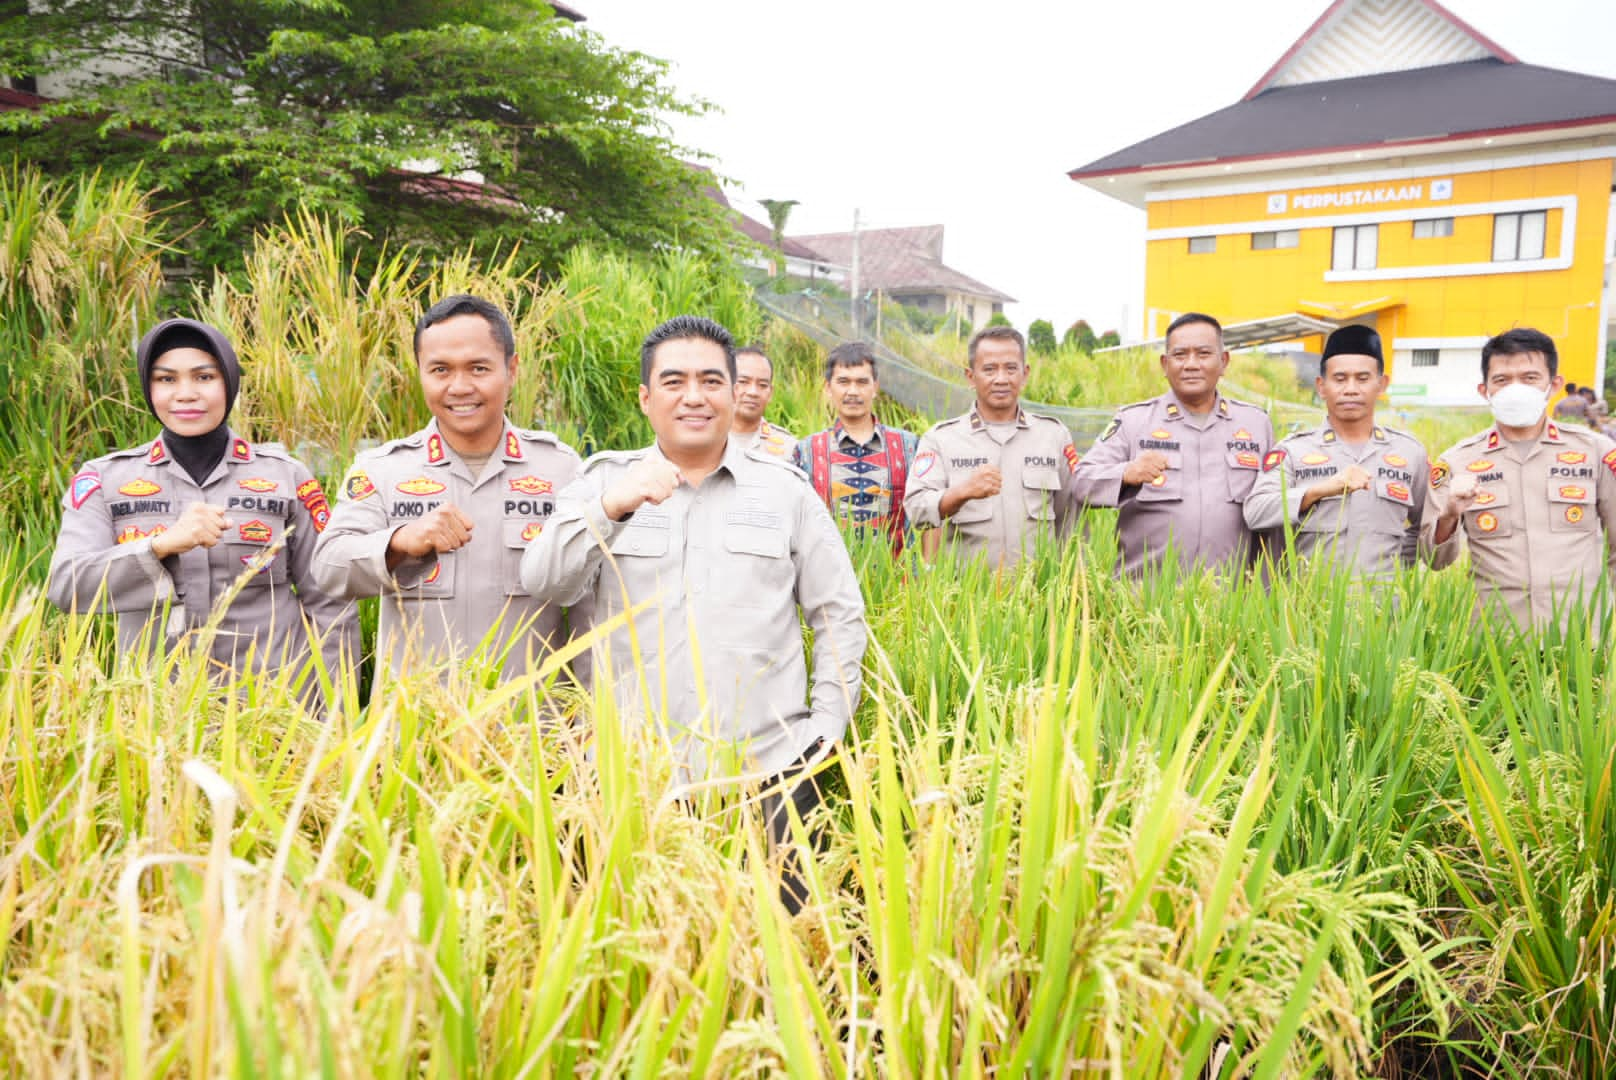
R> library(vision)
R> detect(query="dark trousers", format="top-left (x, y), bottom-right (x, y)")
top-left (758, 739), bottom-right (830, 915)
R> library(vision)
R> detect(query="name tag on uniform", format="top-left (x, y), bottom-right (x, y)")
top-left (727, 509), bottom-right (782, 530)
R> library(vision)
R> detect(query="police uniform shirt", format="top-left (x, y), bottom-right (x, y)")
top-left (311, 419), bottom-right (587, 680)
top-left (48, 431), bottom-right (358, 677)
top-left (520, 438), bottom-right (868, 783)
top-left (904, 405), bottom-right (1079, 567)
top-left (1069, 391), bottom-right (1274, 576)
top-left (1421, 422), bottom-right (1616, 633)
top-left (747, 419), bottom-right (796, 459)
top-left (1243, 424), bottom-right (1428, 578)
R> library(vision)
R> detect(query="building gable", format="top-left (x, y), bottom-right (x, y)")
top-left (1250, 0), bottom-right (1514, 97)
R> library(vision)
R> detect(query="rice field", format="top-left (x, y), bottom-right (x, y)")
top-left (3, 167), bottom-right (1614, 1077)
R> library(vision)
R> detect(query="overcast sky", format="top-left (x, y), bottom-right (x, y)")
top-left (582, 0), bottom-right (1616, 338)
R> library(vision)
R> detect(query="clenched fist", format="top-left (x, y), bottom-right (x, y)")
top-left (602, 457), bottom-right (684, 521)
top-left (389, 504), bottom-right (475, 559)
top-left (955, 464), bottom-right (1002, 501)
top-left (1122, 450), bottom-right (1170, 488)
top-left (150, 502), bottom-right (228, 558)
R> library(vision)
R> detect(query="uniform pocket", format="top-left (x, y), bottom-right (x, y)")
top-left (1021, 469), bottom-right (1061, 521)
top-left (1547, 478), bottom-right (1595, 534)
top-left (720, 524), bottom-right (792, 607)
top-left (503, 518), bottom-right (545, 596)
top-left (1463, 485), bottom-right (1511, 540)
top-left (220, 538), bottom-right (288, 586)
top-left (1372, 475), bottom-right (1417, 534)
top-left (1225, 451), bottom-right (1260, 502)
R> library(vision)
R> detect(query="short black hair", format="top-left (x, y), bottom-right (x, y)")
top-left (1481, 327), bottom-right (1558, 381)
top-left (824, 341), bottom-right (877, 383)
top-left (1565, 382), bottom-right (1579, 392)
top-left (735, 344), bottom-right (772, 377)
top-left (1164, 312), bottom-right (1223, 347)
top-left (414, 294), bottom-right (516, 362)
top-left (967, 325), bottom-right (1026, 366)
top-left (639, 315), bottom-right (736, 385)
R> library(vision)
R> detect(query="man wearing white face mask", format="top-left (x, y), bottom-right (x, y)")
top-left (1421, 328), bottom-right (1616, 634)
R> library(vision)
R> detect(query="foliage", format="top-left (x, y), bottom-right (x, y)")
top-left (1097, 329), bottom-right (1121, 349)
top-left (8, 182), bottom-right (1616, 1074)
top-left (984, 311), bottom-right (1012, 328)
top-left (1027, 318), bottom-right (1056, 355)
top-left (0, 163), bottom-right (164, 561)
top-left (0, 0), bottom-right (736, 278)
top-left (1064, 318), bottom-right (1098, 352)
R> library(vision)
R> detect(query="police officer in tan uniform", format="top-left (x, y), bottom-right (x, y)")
top-left (904, 325), bottom-right (1078, 568)
top-left (1245, 325), bottom-right (1428, 578)
top-left (1422, 327), bottom-right (1616, 633)
top-left (522, 315), bottom-right (867, 912)
top-left (48, 318), bottom-right (357, 691)
top-left (1069, 312), bottom-right (1274, 576)
top-left (730, 345), bottom-right (796, 458)
top-left (312, 295), bottom-right (588, 681)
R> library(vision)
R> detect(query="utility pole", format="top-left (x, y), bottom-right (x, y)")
top-left (850, 207), bottom-right (862, 335)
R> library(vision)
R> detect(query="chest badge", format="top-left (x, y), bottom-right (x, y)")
top-left (238, 477), bottom-right (278, 493)
top-left (1383, 453), bottom-right (1408, 468)
top-left (238, 520), bottom-right (272, 543)
top-left (119, 478), bottom-right (162, 496)
top-left (521, 522), bottom-right (544, 541)
top-left (1467, 460), bottom-right (1494, 473)
top-left (1566, 506), bottom-right (1585, 524)
top-left (1301, 453), bottom-right (1330, 465)
top-left (509, 475), bottom-right (554, 495)
top-left (397, 477), bottom-right (447, 496)
top-left (1475, 511), bottom-right (1499, 534)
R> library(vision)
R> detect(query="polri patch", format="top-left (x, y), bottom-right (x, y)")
top-left (1430, 460), bottom-right (1450, 488)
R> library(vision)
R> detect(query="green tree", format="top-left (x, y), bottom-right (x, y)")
top-left (0, 0), bottom-right (735, 277)
top-left (1097, 329), bottom-right (1121, 349)
top-left (1063, 319), bottom-right (1098, 352)
top-left (986, 311), bottom-right (1012, 328)
top-left (1027, 318), bottom-right (1056, 355)
top-left (757, 197), bottom-right (798, 290)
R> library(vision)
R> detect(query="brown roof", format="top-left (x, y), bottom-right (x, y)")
top-left (735, 212), bottom-right (823, 260)
top-left (790, 225), bottom-right (1015, 303)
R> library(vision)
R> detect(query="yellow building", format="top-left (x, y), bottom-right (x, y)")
top-left (1070, 0), bottom-right (1616, 406)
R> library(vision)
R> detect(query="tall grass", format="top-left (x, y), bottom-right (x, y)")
top-left (0, 165), bottom-right (166, 562)
top-left (1, 538), bottom-right (1487, 1077)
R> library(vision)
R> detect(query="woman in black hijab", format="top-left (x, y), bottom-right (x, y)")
top-left (47, 318), bottom-right (359, 698)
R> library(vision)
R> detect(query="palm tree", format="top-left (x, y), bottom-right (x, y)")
top-left (758, 198), bottom-right (798, 284)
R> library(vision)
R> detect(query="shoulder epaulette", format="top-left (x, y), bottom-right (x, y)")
top-left (253, 441), bottom-right (292, 460)
top-left (743, 447), bottom-right (811, 479)
top-left (105, 441), bottom-right (153, 461)
top-left (581, 447), bottom-right (646, 473)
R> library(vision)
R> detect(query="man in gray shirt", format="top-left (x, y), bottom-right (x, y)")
top-left (522, 315), bottom-right (868, 911)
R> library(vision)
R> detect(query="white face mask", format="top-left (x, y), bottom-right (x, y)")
top-left (1489, 382), bottom-right (1549, 428)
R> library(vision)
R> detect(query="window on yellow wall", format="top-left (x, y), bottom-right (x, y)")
top-left (1412, 218), bottom-right (1454, 239)
top-left (1493, 211), bottom-right (1547, 261)
top-left (1251, 230), bottom-right (1299, 250)
top-left (1187, 236), bottom-right (1216, 254)
top-left (1332, 225), bottom-right (1377, 271)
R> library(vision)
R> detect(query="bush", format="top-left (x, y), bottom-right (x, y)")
top-left (1028, 318), bottom-right (1057, 355)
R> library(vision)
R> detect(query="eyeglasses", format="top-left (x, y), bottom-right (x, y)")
top-left (1167, 347), bottom-right (1219, 362)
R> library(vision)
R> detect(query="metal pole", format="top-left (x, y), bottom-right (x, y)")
top-left (850, 207), bottom-right (861, 335)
